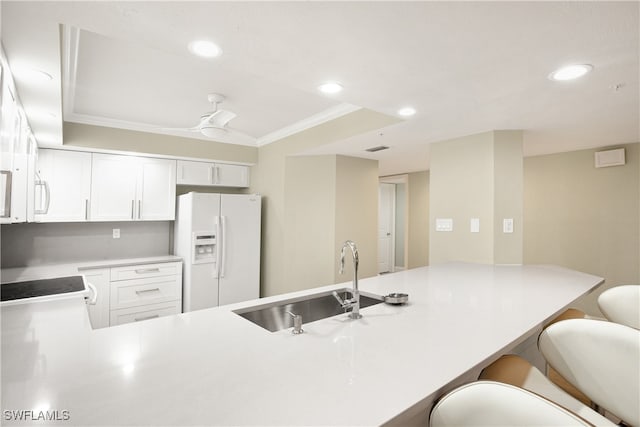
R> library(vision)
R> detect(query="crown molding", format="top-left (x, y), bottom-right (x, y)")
top-left (256, 103), bottom-right (361, 146)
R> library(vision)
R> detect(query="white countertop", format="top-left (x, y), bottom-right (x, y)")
top-left (1, 263), bottom-right (603, 426)
top-left (1, 256), bottom-right (182, 283)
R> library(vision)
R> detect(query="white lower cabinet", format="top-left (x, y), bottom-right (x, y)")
top-left (110, 275), bottom-right (182, 310)
top-left (110, 301), bottom-right (181, 326)
top-left (82, 260), bottom-right (182, 328)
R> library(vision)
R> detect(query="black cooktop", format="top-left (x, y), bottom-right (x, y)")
top-left (1, 276), bottom-right (86, 302)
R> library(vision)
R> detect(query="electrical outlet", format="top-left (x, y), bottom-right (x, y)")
top-left (113, 228), bottom-right (121, 239)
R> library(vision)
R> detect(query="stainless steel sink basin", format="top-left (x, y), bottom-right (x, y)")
top-left (233, 288), bottom-right (383, 332)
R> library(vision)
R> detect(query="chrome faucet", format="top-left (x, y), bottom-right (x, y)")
top-left (333, 240), bottom-right (362, 319)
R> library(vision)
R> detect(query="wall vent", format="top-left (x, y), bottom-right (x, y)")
top-left (365, 145), bottom-right (389, 153)
top-left (595, 148), bottom-right (625, 168)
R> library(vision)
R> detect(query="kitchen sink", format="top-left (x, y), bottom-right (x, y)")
top-left (233, 288), bottom-right (384, 332)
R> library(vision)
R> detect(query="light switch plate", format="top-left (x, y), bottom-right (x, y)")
top-left (436, 218), bottom-right (453, 232)
top-left (113, 228), bottom-right (121, 239)
top-left (503, 219), bottom-right (514, 233)
top-left (470, 218), bottom-right (480, 233)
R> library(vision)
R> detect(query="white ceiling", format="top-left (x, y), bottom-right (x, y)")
top-left (2, 1), bottom-right (638, 176)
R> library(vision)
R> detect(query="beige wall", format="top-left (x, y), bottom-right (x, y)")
top-left (252, 109), bottom-right (398, 297)
top-left (430, 132), bottom-right (495, 264)
top-left (63, 122), bottom-right (258, 164)
top-left (334, 155), bottom-right (379, 282)
top-left (408, 170), bottom-right (430, 268)
top-left (493, 131), bottom-right (524, 264)
top-left (524, 143), bottom-right (640, 315)
top-left (429, 131), bottom-right (523, 264)
top-left (283, 155), bottom-right (337, 293)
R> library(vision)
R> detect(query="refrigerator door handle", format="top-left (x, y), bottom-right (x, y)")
top-left (214, 216), bottom-right (221, 278)
top-left (221, 215), bottom-right (227, 278)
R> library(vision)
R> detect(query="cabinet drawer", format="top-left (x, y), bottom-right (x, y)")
top-left (110, 275), bottom-right (181, 310)
top-left (110, 262), bottom-right (181, 281)
top-left (110, 301), bottom-right (181, 326)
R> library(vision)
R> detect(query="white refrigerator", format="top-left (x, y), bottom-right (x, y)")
top-left (174, 192), bottom-right (261, 312)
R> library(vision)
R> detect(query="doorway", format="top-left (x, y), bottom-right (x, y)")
top-left (378, 175), bottom-right (408, 274)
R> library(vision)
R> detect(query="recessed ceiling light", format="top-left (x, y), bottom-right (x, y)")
top-left (549, 64), bottom-right (593, 81)
top-left (188, 40), bottom-right (223, 58)
top-left (318, 82), bottom-right (343, 94)
top-left (398, 107), bottom-right (416, 117)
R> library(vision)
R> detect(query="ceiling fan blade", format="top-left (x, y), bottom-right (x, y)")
top-left (159, 127), bottom-right (202, 132)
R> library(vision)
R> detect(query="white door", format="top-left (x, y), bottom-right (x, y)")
top-left (137, 158), bottom-right (176, 220)
top-left (90, 153), bottom-right (138, 221)
top-left (378, 183), bottom-right (395, 273)
top-left (218, 194), bottom-right (261, 305)
top-left (35, 149), bottom-right (92, 222)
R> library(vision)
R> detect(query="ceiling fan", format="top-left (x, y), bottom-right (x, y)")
top-left (164, 93), bottom-right (237, 138)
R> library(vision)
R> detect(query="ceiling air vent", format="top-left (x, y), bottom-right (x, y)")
top-left (595, 148), bottom-right (625, 168)
top-left (365, 145), bottom-right (389, 153)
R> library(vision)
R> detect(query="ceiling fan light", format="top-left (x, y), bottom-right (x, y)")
top-left (200, 126), bottom-right (227, 138)
top-left (188, 40), bottom-right (223, 58)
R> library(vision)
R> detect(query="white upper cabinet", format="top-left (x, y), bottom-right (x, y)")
top-left (91, 154), bottom-right (139, 221)
top-left (176, 160), bottom-right (213, 186)
top-left (1, 62), bottom-right (36, 224)
top-left (216, 163), bottom-right (250, 188)
top-left (137, 157), bottom-right (176, 220)
top-left (177, 160), bottom-right (249, 188)
top-left (35, 149), bottom-right (92, 222)
top-left (91, 154), bottom-right (176, 221)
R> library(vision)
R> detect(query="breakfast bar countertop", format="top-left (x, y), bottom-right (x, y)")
top-left (1, 263), bottom-right (603, 426)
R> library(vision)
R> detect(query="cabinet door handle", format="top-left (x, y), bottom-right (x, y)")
top-left (1, 170), bottom-right (12, 218)
top-left (135, 268), bottom-right (160, 274)
top-left (215, 165), bottom-right (220, 184)
top-left (34, 179), bottom-right (49, 215)
top-left (135, 287), bottom-right (160, 294)
top-left (131, 200), bottom-right (134, 219)
top-left (138, 200), bottom-right (141, 219)
top-left (85, 199), bottom-right (89, 220)
top-left (134, 314), bottom-right (160, 322)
